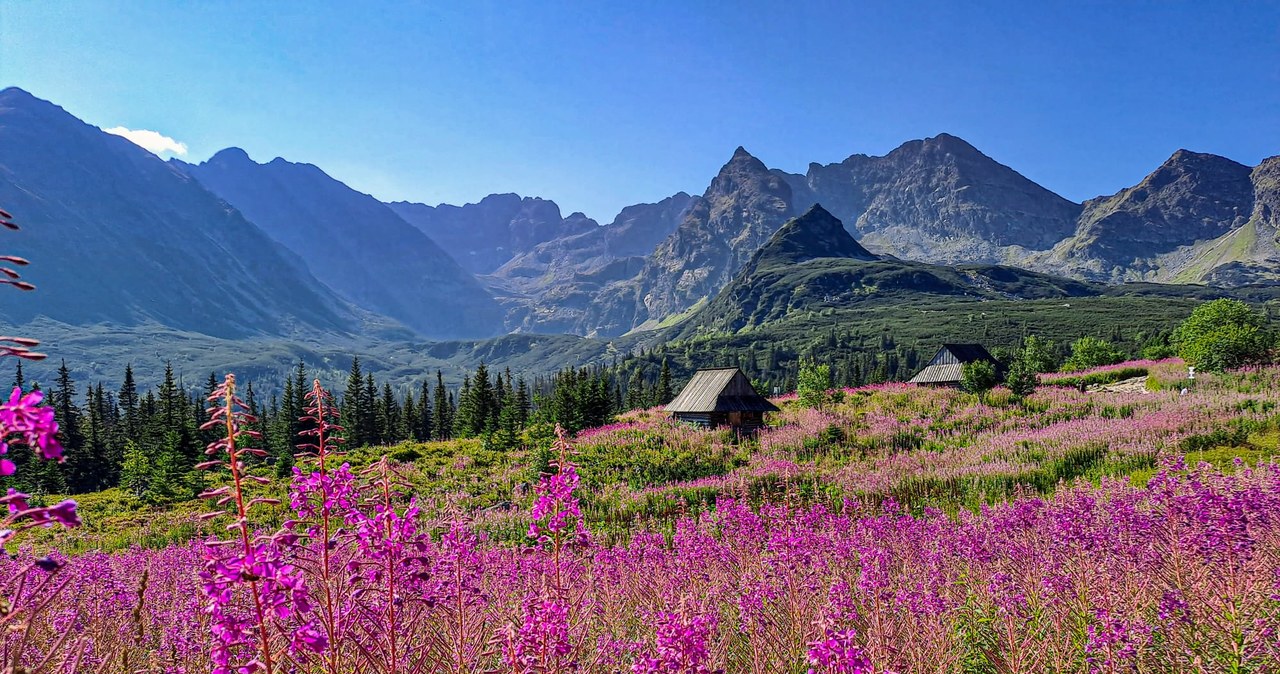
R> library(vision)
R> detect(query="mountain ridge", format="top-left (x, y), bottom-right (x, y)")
top-left (0, 87), bottom-right (357, 338)
top-left (179, 147), bottom-right (505, 340)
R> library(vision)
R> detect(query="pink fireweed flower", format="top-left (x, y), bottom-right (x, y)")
top-left (503, 589), bottom-right (575, 673)
top-left (632, 608), bottom-right (719, 674)
top-left (0, 386), bottom-right (63, 461)
top-left (528, 425), bottom-right (588, 546)
top-left (807, 628), bottom-right (874, 674)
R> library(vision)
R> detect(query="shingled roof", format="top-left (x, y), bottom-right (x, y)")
top-left (666, 367), bottom-right (780, 413)
top-left (908, 343), bottom-right (998, 385)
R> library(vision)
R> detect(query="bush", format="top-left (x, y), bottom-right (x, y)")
top-left (1021, 335), bottom-right (1060, 373)
top-left (961, 360), bottom-right (1000, 395)
top-left (1173, 299), bottom-right (1274, 371)
top-left (797, 359), bottom-right (835, 409)
top-left (1004, 358), bottom-right (1039, 397)
top-left (1062, 336), bottom-right (1124, 372)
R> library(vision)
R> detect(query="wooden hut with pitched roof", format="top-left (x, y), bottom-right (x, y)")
top-left (665, 367), bottom-right (779, 433)
top-left (908, 343), bottom-right (999, 386)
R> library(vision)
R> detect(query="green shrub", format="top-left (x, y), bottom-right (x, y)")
top-left (1173, 299), bottom-right (1274, 371)
top-left (1062, 336), bottom-right (1124, 372)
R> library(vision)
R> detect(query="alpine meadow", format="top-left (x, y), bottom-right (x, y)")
top-left (2, 3), bottom-right (1280, 673)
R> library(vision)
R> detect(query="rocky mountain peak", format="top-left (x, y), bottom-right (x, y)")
top-left (207, 147), bottom-right (254, 166)
top-left (1143, 149), bottom-right (1252, 192)
top-left (750, 204), bottom-right (876, 270)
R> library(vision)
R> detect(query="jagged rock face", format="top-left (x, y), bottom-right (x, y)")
top-left (579, 137), bottom-right (1087, 335)
top-left (680, 208), bottom-right (1100, 337)
top-left (388, 194), bottom-right (595, 275)
top-left (1060, 151), bottom-right (1253, 275)
top-left (183, 149), bottom-right (505, 340)
top-left (620, 147), bottom-right (795, 329)
top-left (495, 193), bottom-right (693, 284)
top-left (0, 87), bottom-right (354, 338)
top-left (790, 134), bottom-right (1082, 262)
top-left (1202, 156), bottom-right (1280, 286)
top-left (1251, 156), bottom-right (1280, 236)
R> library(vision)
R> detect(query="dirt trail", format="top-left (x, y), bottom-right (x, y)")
top-left (1088, 376), bottom-right (1150, 394)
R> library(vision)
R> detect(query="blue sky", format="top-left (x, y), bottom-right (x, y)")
top-left (2, 1), bottom-right (1277, 221)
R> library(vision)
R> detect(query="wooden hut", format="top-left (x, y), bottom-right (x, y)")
top-left (908, 343), bottom-right (998, 386)
top-left (666, 367), bottom-right (779, 433)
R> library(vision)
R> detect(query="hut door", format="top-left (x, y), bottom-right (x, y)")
top-left (728, 412), bottom-right (743, 427)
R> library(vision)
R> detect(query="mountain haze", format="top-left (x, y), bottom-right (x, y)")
top-left (0, 87), bottom-right (354, 338)
top-left (388, 194), bottom-right (597, 275)
top-left (2, 86), bottom-right (1276, 359)
top-left (182, 149), bottom-right (504, 339)
top-left (488, 192), bottom-right (695, 334)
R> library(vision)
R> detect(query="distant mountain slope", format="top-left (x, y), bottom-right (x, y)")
top-left (488, 192), bottom-right (695, 333)
top-left (0, 87), bottom-right (354, 338)
top-left (784, 133), bottom-right (1082, 263)
top-left (388, 194), bottom-right (596, 275)
top-left (678, 206), bottom-right (1098, 336)
top-left (743, 204), bottom-right (877, 272)
top-left (1036, 150), bottom-right (1257, 282)
top-left (182, 149), bottom-right (504, 340)
top-left (578, 147), bottom-right (796, 335)
top-left (1198, 156), bottom-right (1280, 286)
top-left (575, 137), bottom-right (1091, 336)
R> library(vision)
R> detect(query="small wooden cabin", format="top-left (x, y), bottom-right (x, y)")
top-left (666, 367), bottom-right (779, 433)
top-left (908, 343), bottom-right (998, 386)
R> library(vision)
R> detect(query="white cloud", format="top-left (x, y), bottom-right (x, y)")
top-left (103, 126), bottom-right (189, 156)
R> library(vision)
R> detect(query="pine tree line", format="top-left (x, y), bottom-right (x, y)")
top-left (5, 356), bottom-right (685, 500)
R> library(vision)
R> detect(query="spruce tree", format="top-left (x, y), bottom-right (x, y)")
top-left (514, 375), bottom-right (531, 428)
top-left (83, 385), bottom-right (110, 490)
top-left (54, 361), bottom-right (90, 492)
top-left (625, 367), bottom-right (646, 410)
top-left (11, 361), bottom-right (23, 391)
top-left (362, 373), bottom-right (379, 445)
top-left (453, 375), bottom-right (474, 438)
top-left (471, 363), bottom-right (495, 434)
top-left (399, 389), bottom-right (418, 443)
top-left (343, 357), bottom-right (365, 447)
top-left (656, 358), bottom-right (673, 405)
top-left (432, 371), bottom-right (451, 440)
top-left (120, 440), bottom-right (150, 499)
top-left (416, 380), bottom-right (432, 441)
top-left (118, 364), bottom-right (140, 443)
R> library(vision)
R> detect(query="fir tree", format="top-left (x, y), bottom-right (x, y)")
top-left (118, 364), bottom-right (140, 443)
top-left (416, 380), bottom-right (432, 441)
top-left (453, 375), bottom-right (474, 438)
top-left (432, 371), bottom-right (451, 440)
top-left (656, 358), bottom-right (673, 405)
top-left (362, 373), bottom-right (379, 445)
top-left (343, 357), bottom-right (366, 447)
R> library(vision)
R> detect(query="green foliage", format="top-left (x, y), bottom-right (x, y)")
top-left (1173, 299), bottom-right (1274, 371)
top-left (960, 360), bottom-right (999, 395)
top-left (796, 358), bottom-right (834, 409)
top-left (1004, 358), bottom-right (1038, 398)
top-left (1020, 335), bottom-right (1060, 373)
top-left (119, 440), bottom-right (150, 500)
top-left (575, 429), bottom-right (746, 490)
top-left (1062, 336), bottom-right (1124, 372)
